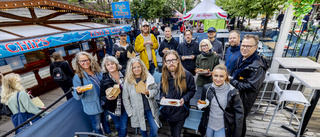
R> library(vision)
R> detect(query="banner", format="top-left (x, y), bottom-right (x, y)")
top-left (111, 1), bottom-right (131, 19)
top-left (0, 25), bottom-right (131, 58)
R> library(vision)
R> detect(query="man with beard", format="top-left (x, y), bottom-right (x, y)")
top-left (225, 30), bottom-right (241, 74)
top-left (135, 21), bottom-right (159, 75)
top-left (207, 27), bottom-right (223, 58)
top-left (230, 34), bottom-right (268, 137)
top-left (176, 29), bottom-right (200, 75)
top-left (160, 50), bottom-right (196, 137)
top-left (159, 27), bottom-right (179, 57)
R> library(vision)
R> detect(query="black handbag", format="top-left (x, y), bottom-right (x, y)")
top-left (212, 90), bottom-right (235, 124)
top-left (0, 97), bottom-right (13, 116)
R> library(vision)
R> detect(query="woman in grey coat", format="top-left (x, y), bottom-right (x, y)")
top-left (123, 57), bottom-right (161, 137)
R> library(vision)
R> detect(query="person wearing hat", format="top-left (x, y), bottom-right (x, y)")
top-left (49, 52), bottom-right (74, 100)
top-left (135, 21), bottom-right (159, 75)
top-left (112, 30), bottom-right (135, 71)
top-left (207, 27), bottom-right (223, 59)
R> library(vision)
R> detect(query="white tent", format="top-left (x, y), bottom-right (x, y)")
top-left (183, 0), bottom-right (227, 20)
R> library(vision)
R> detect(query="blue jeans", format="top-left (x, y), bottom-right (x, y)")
top-left (109, 108), bottom-right (128, 137)
top-left (139, 110), bottom-right (158, 137)
top-left (149, 61), bottom-right (156, 75)
top-left (278, 20), bottom-right (282, 29)
top-left (206, 126), bottom-right (225, 137)
top-left (302, 22), bottom-right (308, 33)
top-left (88, 114), bottom-right (103, 134)
top-left (101, 110), bottom-right (112, 134)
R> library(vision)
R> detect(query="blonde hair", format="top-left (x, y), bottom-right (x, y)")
top-left (161, 50), bottom-right (187, 95)
top-left (125, 57), bottom-right (149, 85)
top-left (101, 55), bottom-right (122, 73)
top-left (74, 51), bottom-right (101, 78)
top-left (1, 73), bottom-right (25, 105)
top-left (212, 64), bottom-right (230, 83)
top-left (199, 39), bottom-right (213, 51)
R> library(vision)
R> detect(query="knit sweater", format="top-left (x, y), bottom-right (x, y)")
top-left (208, 82), bottom-right (231, 131)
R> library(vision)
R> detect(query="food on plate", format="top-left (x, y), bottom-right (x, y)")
top-left (168, 101), bottom-right (178, 105)
top-left (79, 84), bottom-right (93, 92)
top-left (198, 100), bottom-right (206, 104)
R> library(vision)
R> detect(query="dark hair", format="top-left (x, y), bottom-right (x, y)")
top-left (184, 29), bottom-right (193, 36)
top-left (243, 34), bottom-right (259, 46)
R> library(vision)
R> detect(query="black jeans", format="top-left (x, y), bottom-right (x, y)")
top-left (168, 120), bottom-right (185, 137)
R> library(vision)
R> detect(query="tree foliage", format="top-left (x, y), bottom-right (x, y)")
top-left (130, 0), bottom-right (173, 20)
top-left (216, 0), bottom-right (286, 36)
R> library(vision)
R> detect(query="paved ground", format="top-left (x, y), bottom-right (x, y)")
top-left (1, 85), bottom-right (319, 137)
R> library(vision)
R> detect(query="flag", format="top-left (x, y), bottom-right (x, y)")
top-left (182, 0), bottom-right (186, 15)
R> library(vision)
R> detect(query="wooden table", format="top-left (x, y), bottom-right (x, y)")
top-left (259, 37), bottom-right (273, 41)
top-left (263, 42), bottom-right (293, 49)
top-left (217, 29), bottom-right (229, 33)
top-left (283, 72), bottom-right (320, 136)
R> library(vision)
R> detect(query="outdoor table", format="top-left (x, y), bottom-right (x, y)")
top-left (281, 72), bottom-right (320, 136)
top-left (217, 29), bottom-right (229, 33)
top-left (264, 42), bottom-right (293, 50)
top-left (259, 37), bottom-right (273, 41)
top-left (274, 57), bottom-right (320, 89)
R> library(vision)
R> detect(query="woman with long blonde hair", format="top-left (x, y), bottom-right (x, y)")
top-left (72, 51), bottom-right (105, 134)
top-left (1, 73), bottom-right (47, 133)
top-left (160, 50), bottom-right (196, 137)
top-left (122, 57), bottom-right (160, 137)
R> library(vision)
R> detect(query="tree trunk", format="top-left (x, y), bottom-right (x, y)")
top-left (262, 14), bottom-right (269, 38)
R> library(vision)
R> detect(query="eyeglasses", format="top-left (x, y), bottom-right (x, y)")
top-left (78, 59), bottom-right (90, 64)
top-left (165, 59), bottom-right (178, 65)
top-left (241, 45), bottom-right (255, 49)
top-left (200, 44), bottom-right (208, 48)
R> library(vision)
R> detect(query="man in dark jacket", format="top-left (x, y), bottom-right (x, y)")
top-left (176, 29), bottom-right (200, 75)
top-left (160, 50), bottom-right (196, 137)
top-left (112, 30), bottom-right (135, 71)
top-left (159, 27), bottom-right (179, 57)
top-left (207, 27), bottom-right (223, 58)
top-left (231, 34), bottom-right (268, 137)
top-left (225, 30), bottom-right (241, 74)
top-left (276, 12), bottom-right (284, 29)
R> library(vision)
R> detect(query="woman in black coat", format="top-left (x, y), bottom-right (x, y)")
top-left (198, 65), bottom-right (244, 137)
top-left (49, 52), bottom-right (74, 100)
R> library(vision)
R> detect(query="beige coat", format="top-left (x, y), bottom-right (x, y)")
top-left (122, 73), bottom-right (161, 130)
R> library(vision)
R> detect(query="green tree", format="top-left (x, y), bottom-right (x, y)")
top-left (217, 0), bottom-right (286, 37)
top-left (168, 0), bottom-right (200, 14)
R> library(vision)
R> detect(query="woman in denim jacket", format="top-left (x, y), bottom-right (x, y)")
top-left (72, 52), bottom-right (106, 134)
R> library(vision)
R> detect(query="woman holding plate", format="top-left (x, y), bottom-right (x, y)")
top-left (195, 39), bottom-right (220, 93)
top-left (122, 57), bottom-right (160, 137)
top-left (198, 65), bottom-right (244, 137)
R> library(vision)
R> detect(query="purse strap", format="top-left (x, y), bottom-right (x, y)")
top-left (16, 91), bottom-right (21, 113)
top-left (212, 90), bottom-right (225, 112)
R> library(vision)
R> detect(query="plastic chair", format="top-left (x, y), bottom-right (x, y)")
top-left (183, 109), bottom-right (203, 132)
top-left (262, 81), bottom-right (310, 136)
top-left (256, 72), bottom-right (290, 111)
top-left (153, 69), bottom-right (162, 101)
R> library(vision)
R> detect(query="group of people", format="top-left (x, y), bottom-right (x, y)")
top-left (1, 20), bottom-right (268, 137)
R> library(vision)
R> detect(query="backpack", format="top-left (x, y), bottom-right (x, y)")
top-left (52, 62), bottom-right (67, 82)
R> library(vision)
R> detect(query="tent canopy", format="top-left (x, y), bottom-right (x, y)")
top-left (183, 0), bottom-right (227, 20)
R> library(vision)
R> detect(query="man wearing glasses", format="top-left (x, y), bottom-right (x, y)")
top-left (160, 50), bottom-right (196, 137)
top-left (176, 29), bottom-right (200, 75)
top-left (230, 34), bottom-right (268, 137)
top-left (207, 27), bottom-right (223, 58)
